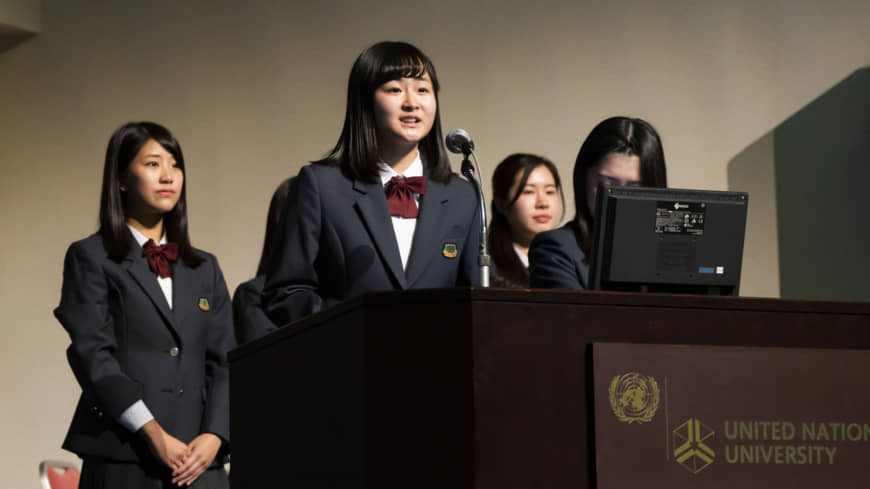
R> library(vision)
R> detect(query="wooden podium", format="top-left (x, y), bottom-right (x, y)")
top-left (228, 288), bottom-right (870, 489)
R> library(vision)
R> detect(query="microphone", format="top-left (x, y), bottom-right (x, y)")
top-left (446, 129), bottom-right (475, 155)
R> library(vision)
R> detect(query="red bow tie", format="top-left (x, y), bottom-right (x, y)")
top-left (143, 240), bottom-right (178, 278)
top-left (385, 176), bottom-right (427, 218)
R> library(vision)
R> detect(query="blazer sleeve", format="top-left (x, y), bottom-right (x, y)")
top-left (201, 255), bottom-right (235, 442)
top-left (528, 230), bottom-right (586, 290)
top-left (54, 241), bottom-right (144, 421)
top-left (232, 281), bottom-right (277, 344)
top-left (263, 165), bottom-right (324, 327)
top-left (231, 283), bottom-right (248, 344)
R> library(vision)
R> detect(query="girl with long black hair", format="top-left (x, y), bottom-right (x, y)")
top-left (55, 122), bottom-right (233, 488)
top-left (529, 116), bottom-right (667, 289)
top-left (488, 153), bottom-right (563, 288)
top-left (263, 41), bottom-right (481, 326)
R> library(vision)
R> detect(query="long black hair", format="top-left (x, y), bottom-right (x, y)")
top-left (316, 41), bottom-right (451, 183)
top-left (489, 153), bottom-right (564, 288)
top-left (256, 177), bottom-right (295, 276)
top-left (572, 116), bottom-right (667, 256)
top-left (99, 121), bottom-right (203, 266)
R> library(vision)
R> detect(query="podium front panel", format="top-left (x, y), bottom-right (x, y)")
top-left (230, 288), bottom-right (870, 488)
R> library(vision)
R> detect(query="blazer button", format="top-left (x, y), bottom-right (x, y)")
top-left (169, 347), bottom-right (180, 357)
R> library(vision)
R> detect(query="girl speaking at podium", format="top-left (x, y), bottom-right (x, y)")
top-left (54, 122), bottom-right (234, 488)
top-left (263, 41), bottom-right (481, 327)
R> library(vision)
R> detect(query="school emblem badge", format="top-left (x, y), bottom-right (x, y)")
top-left (442, 243), bottom-right (458, 258)
top-left (198, 298), bottom-right (210, 311)
top-left (609, 372), bottom-right (660, 424)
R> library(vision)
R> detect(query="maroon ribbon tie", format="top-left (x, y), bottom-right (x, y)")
top-left (385, 176), bottom-right (427, 218)
top-left (143, 240), bottom-right (178, 278)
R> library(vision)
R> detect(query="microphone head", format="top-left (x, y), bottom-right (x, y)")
top-left (446, 128), bottom-right (475, 154)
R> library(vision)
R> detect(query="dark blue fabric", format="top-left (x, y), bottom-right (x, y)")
top-left (264, 163), bottom-right (482, 327)
top-left (529, 223), bottom-right (590, 290)
top-left (55, 233), bottom-right (234, 464)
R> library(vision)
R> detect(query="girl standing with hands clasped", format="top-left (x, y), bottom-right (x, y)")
top-left (55, 122), bottom-right (233, 488)
top-left (488, 153), bottom-right (564, 288)
top-left (529, 116), bottom-right (667, 290)
top-left (263, 41), bottom-right (481, 326)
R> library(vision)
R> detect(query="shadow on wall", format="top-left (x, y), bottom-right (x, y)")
top-left (729, 67), bottom-right (870, 302)
top-left (0, 22), bottom-right (36, 52)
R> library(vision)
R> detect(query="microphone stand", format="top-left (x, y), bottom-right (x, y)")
top-left (460, 152), bottom-right (490, 287)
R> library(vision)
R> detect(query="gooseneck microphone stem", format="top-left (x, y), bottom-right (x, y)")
top-left (461, 153), bottom-right (490, 288)
top-left (447, 128), bottom-right (489, 287)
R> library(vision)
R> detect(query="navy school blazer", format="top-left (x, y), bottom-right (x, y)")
top-left (263, 163), bottom-right (482, 327)
top-left (528, 223), bottom-right (590, 290)
top-left (54, 233), bottom-right (234, 463)
top-left (232, 275), bottom-right (276, 344)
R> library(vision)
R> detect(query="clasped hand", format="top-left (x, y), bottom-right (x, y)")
top-left (141, 420), bottom-right (222, 487)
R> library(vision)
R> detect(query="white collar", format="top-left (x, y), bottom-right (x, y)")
top-left (378, 150), bottom-right (424, 186)
top-left (513, 243), bottom-right (529, 268)
top-left (127, 224), bottom-right (168, 247)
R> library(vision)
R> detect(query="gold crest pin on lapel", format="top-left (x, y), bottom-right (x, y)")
top-left (198, 298), bottom-right (210, 311)
top-left (442, 243), bottom-right (458, 258)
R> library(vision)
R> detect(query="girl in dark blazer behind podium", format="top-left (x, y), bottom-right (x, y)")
top-left (55, 122), bottom-right (234, 488)
top-left (232, 176), bottom-right (295, 344)
top-left (488, 153), bottom-right (564, 288)
top-left (529, 117), bottom-right (668, 290)
top-left (263, 41), bottom-right (481, 327)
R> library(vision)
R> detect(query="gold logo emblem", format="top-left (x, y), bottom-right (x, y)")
top-left (608, 373), bottom-right (660, 423)
top-left (673, 418), bottom-right (715, 474)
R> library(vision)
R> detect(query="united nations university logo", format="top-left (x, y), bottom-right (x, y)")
top-left (608, 373), bottom-right (660, 423)
top-left (673, 418), bottom-right (715, 474)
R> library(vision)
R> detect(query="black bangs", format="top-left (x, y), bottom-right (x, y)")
top-left (377, 55), bottom-right (435, 86)
top-left (364, 41), bottom-right (440, 91)
top-left (144, 123), bottom-right (185, 170)
top-left (154, 134), bottom-right (185, 169)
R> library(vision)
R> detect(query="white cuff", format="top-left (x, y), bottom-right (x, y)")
top-left (118, 399), bottom-right (155, 432)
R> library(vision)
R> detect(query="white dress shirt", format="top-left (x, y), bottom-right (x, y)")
top-left (116, 225), bottom-right (174, 432)
top-left (378, 152), bottom-right (424, 270)
top-left (513, 243), bottom-right (529, 269)
top-left (128, 225), bottom-right (173, 309)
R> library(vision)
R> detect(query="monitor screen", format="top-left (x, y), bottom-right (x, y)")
top-left (589, 186), bottom-right (749, 296)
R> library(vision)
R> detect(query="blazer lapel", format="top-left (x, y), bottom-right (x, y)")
top-left (578, 257), bottom-right (590, 289)
top-left (405, 179), bottom-right (448, 287)
top-left (124, 247), bottom-right (177, 334)
top-left (171, 259), bottom-right (197, 342)
top-left (352, 179), bottom-right (407, 289)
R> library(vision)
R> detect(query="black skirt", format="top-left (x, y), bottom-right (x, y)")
top-left (80, 459), bottom-right (229, 489)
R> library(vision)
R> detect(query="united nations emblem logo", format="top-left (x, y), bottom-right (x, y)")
top-left (609, 373), bottom-right (660, 423)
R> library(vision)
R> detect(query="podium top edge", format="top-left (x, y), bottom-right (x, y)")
top-left (228, 288), bottom-right (870, 362)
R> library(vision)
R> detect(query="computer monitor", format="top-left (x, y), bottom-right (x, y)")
top-left (589, 186), bottom-right (748, 296)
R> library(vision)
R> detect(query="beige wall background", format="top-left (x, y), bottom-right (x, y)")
top-left (0, 0), bottom-right (39, 51)
top-left (0, 0), bottom-right (39, 29)
top-left (2, 0), bottom-right (870, 486)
